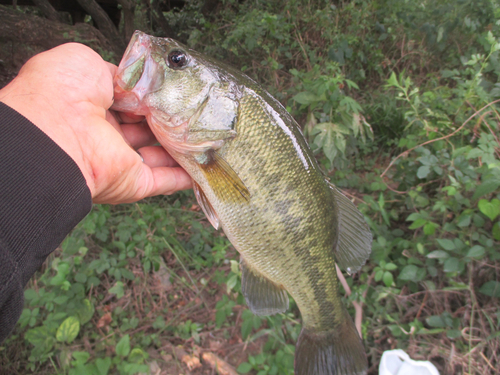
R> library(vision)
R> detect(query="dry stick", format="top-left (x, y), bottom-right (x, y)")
top-left (335, 264), bottom-right (363, 336)
top-left (295, 29), bottom-right (312, 71)
top-left (380, 99), bottom-right (500, 179)
top-left (202, 352), bottom-right (239, 375)
top-left (479, 352), bottom-right (496, 372)
top-left (466, 100), bottom-right (500, 147)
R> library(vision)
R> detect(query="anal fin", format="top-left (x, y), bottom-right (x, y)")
top-left (193, 181), bottom-right (220, 230)
top-left (240, 258), bottom-right (289, 316)
top-left (329, 183), bottom-right (372, 275)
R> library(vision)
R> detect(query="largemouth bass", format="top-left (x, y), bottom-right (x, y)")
top-left (112, 31), bottom-right (372, 375)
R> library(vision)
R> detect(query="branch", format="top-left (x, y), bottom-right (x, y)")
top-left (143, 0), bottom-right (175, 38)
top-left (76, 0), bottom-right (126, 54)
top-left (336, 264), bottom-right (363, 337)
top-left (116, 0), bottom-right (136, 41)
top-left (380, 99), bottom-right (500, 178)
top-left (32, 0), bottom-right (67, 23)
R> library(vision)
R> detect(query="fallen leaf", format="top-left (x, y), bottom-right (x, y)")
top-left (96, 312), bottom-right (112, 328)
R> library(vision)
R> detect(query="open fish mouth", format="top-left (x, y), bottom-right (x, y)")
top-left (112, 31), bottom-right (164, 115)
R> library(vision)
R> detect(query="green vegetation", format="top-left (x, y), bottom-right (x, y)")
top-left (1, 0), bottom-right (499, 374)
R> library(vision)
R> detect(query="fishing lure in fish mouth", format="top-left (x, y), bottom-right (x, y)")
top-left (113, 30), bottom-right (373, 375)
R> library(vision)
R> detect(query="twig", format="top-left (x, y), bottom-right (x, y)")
top-left (338, 188), bottom-right (365, 203)
top-left (388, 51), bottom-right (421, 77)
top-left (202, 352), bottom-right (238, 375)
top-left (335, 264), bottom-right (363, 336)
top-left (294, 29), bottom-right (312, 71)
top-left (415, 291), bottom-right (428, 319)
top-left (480, 351), bottom-right (496, 372)
top-left (380, 99), bottom-right (500, 178)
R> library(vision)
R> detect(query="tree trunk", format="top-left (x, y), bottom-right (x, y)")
top-left (0, 5), bottom-right (117, 55)
top-left (75, 0), bottom-right (126, 53)
top-left (32, 0), bottom-right (67, 23)
top-left (143, 0), bottom-right (175, 38)
top-left (117, 0), bottom-right (135, 41)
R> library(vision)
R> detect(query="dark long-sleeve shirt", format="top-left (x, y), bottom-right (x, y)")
top-left (0, 102), bottom-right (92, 343)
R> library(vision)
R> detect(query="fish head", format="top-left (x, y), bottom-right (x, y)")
top-left (113, 31), bottom-right (241, 154)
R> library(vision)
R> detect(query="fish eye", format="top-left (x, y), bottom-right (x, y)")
top-left (167, 50), bottom-right (187, 69)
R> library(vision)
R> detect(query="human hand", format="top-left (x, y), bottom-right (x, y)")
top-left (0, 43), bottom-right (192, 204)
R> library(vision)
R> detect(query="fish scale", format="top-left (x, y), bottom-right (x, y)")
top-left (113, 30), bottom-right (372, 375)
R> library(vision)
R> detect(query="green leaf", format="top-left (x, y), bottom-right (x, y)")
top-left (466, 245), bottom-right (485, 259)
top-left (472, 177), bottom-right (500, 200)
top-left (408, 219), bottom-right (426, 229)
top-left (95, 357), bottom-right (112, 375)
top-left (443, 257), bottom-right (460, 273)
top-left (406, 213), bottom-right (422, 221)
top-left (76, 299), bottom-right (95, 325)
top-left (479, 281), bottom-right (500, 297)
top-left (423, 222), bottom-right (438, 235)
top-left (292, 91), bottom-right (318, 105)
top-left (237, 362), bottom-right (253, 374)
top-left (417, 165), bottom-right (431, 179)
top-left (383, 271), bottom-right (393, 287)
top-left (74, 273), bottom-right (87, 283)
top-left (427, 250), bottom-right (450, 259)
top-left (426, 315), bottom-right (445, 328)
top-left (493, 222), bottom-right (500, 241)
top-left (385, 263), bottom-right (398, 271)
top-left (25, 326), bottom-right (56, 351)
top-left (109, 281), bottom-right (124, 299)
top-left (56, 316), bottom-right (80, 343)
top-left (71, 351), bottom-right (90, 367)
top-left (446, 329), bottom-right (462, 339)
top-left (387, 72), bottom-right (399, 87)
top-left (226, 274), bottom-right (238, 293)
top-left (116, 334), bottom-right (131, 357)
top-left (128, 348), bottom-right (148, 364)
top-left (478, 199), bottom-right (500, 220)
top-left (398, 265), bottom-right (418, 281)
top-left (54, 296), bottom-right (69, 305)
top-left (457, 215), bottom-right (471, 227)
top-left (437, 239), bottom-right (455, 251)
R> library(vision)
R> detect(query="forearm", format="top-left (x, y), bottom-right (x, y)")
top-left (0, 102), bottom-right (92, 342)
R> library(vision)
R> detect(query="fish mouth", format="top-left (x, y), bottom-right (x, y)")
top-left (112, 31), bottom-right (164, 114)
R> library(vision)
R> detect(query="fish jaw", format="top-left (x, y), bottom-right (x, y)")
top-left (112, 31), bottom-right (164, 115)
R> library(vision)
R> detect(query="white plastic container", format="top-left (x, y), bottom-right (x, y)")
top-left (379, 349), bottom-right (440, 375)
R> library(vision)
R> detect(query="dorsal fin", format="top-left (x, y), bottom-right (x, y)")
top-left (329, 183), bottom-right (372, 274)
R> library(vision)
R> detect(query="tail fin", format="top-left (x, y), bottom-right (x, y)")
top-left (295, 316), bottom-right (367, 375)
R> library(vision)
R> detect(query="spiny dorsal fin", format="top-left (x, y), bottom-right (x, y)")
top-left (193, 181), bottom-right (220, 230)
top-left (199, 151), bottom-right (250, 203)
top-left (329, 183), bottom-right (372, 275)
top-left (240, 257), bottom-right (289, 316)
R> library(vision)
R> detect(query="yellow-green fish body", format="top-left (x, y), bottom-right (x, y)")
top-left (113, 31), bottom-right (372, 375)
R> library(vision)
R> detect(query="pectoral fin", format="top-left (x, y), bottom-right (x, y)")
top-left (329, 183), bottom-right (372, 274)
top-left (199, 151), bottom-right (250, 203)
top-left (240, 258), bottom-right (289, 316)
top-left (193, 181), bottom-right (220, 230)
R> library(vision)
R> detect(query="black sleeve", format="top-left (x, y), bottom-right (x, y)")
top-left (0, 102), bottom-right (92, 343)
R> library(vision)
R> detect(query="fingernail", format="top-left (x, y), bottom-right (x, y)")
top-left (137, 151), bottom-right (144, 163)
